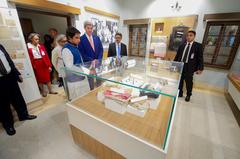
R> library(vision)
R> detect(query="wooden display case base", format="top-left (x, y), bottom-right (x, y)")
top-left (67, 87), bottom-right (178, 159)
top-left (70, 125), bottom-right (125, 159)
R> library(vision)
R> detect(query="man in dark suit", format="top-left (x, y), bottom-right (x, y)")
top-left (108, 32), bottom-right (127, 58)
top-left (174, 30), bottom-right (204, 102)
top-left (0, 44), bottom-right (37, 136)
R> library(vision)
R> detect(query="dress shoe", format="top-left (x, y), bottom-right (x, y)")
top-left (179, 93), bottom-right (183, 97)
top-left (49, 91), bottom-right (58, 95)
top-left (5, 127), bottom-right (16, 136)
top-left (185, 96), bottom-right (191, 102)
top-left (19, 115), bottom-right (37, 121)
top-left (42, 92), bottom-right (47, 97)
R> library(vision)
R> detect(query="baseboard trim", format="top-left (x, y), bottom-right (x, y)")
top-left (27, 99), bottom-right (44, 114)
top-left (193, 82), bottom-right (225, 94)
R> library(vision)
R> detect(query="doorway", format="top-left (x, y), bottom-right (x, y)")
top-left (128, 24), bottom-right (148, 57)
top-left (17, 7), bottom-right (71, 43)
top-left (16, 6), bottom-right (72, 86)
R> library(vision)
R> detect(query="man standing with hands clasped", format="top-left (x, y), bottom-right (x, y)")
top-left (0, 44), bottom-right (37, 136)
top-left (174, 30), bottom-right (204, 102)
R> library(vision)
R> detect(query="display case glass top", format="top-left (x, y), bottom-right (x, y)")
top-left (64, 57), bottom-right (183, 98)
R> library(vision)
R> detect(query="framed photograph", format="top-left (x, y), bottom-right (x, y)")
top-left (91, 17), bottom-right (118, 48)
top-left (155, 23), bottom-right (164, 32)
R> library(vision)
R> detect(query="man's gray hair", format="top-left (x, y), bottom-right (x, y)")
top-left (84, 20), bottom-right (93, 28)
top-left (28, 33), bottom-right (40, 42)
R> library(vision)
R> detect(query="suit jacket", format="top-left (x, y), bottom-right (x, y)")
top-left (174, 41), bottom-right (204, 73)
top-left (107, 42), bottom-right (127, 57)
top-left (27, 44), bottom-right (52, 70)
top-left (78, 34), bottom-right (103, 62)
top-left (0, 44), bottom-right (21, 82)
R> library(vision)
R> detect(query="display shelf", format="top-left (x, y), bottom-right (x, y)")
top-left (64, 57), bottom-right (183, 159)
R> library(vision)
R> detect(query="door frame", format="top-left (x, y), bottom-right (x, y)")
top-left (16, 7), bottom-right (72, 27)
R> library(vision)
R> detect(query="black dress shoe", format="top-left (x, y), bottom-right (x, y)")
top-left (185, 96), bottom-right (191, 102)
top-left (19, 115), bottom-right (37, 121)
top-left (5, 127), bottom-right (16, 136)
top-left (179, 93), bottom-right (183, 97)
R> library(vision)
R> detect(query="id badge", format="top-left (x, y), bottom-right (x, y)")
top-left (191, 53), bottom-right (194, 59)
top-left (41, 51), bottom-right (45, 56)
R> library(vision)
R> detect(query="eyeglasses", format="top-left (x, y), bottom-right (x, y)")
top-left (60, 40), bottom-right (67, 43)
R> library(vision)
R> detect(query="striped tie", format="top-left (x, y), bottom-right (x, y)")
top-left (0, 58), bottom-right (8, 75)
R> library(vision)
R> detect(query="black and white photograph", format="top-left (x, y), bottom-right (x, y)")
top-left (91, 17), bottom-right (118, 48)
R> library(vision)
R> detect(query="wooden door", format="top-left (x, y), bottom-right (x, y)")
top-left (129, 24), bottom-right (148, 57)
top-left (202, 21), bottom-right (240, 69)
top-left (19, 18), bottom-right (34, 42)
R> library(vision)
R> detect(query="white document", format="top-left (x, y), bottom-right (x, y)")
top-left (127, 59), bottom-right (136, 68)
top-left (110, 87), bottom-right (125, 94)
top-left (131, 96), bottom-right (148, 103)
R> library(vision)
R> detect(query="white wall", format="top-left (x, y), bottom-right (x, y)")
top-left (49, 0), bottom-right (122, 34)
top-left (120, 0), bottom-right (240, 89)
top-left (0, 0), bottom-right (8, 7)
top-left (18, 11), bottom-right (68, 42)
top-left (120, 0), bottom-right (240, 42)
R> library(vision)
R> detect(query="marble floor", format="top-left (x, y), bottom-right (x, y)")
top-left (0, 90), bottom-right (239, 159)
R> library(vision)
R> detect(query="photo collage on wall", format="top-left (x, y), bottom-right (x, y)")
top-left (87, 12), bottom-right (119, 48)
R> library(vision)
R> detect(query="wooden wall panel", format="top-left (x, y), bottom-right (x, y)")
top-left (8, 0), bottom-right (81, 14)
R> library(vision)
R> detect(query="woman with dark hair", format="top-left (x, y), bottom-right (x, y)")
top-left (27, 33), bottom-right (57, 97)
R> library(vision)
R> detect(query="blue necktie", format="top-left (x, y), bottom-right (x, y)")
top-left (117, 44), bottom-right (121, 59)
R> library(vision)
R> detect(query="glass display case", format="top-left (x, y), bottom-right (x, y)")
top-left (64, 57), bottom-right (183, 159)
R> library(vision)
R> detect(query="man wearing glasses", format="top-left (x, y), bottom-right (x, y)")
top-left (108, 32), bottom-right (127, 58)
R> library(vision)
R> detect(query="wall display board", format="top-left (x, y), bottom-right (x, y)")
top-left (85, 7), bottom-right (119, 49)
top-left (0, 7), bottom-right (41, 103)
top-left (150, 15), bottom-right (198, 59)
top-left (0, 8), bottom-right (31, 78)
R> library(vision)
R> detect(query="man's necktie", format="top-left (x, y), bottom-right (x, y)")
top-left (182, 43), bottom-right (190, 63)
top-left (0, 58), bottom-right (8, 75)
top-left (117, 44), bottom-right (121, 59)
top-left (89, 36), bottom-right (95, 51)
